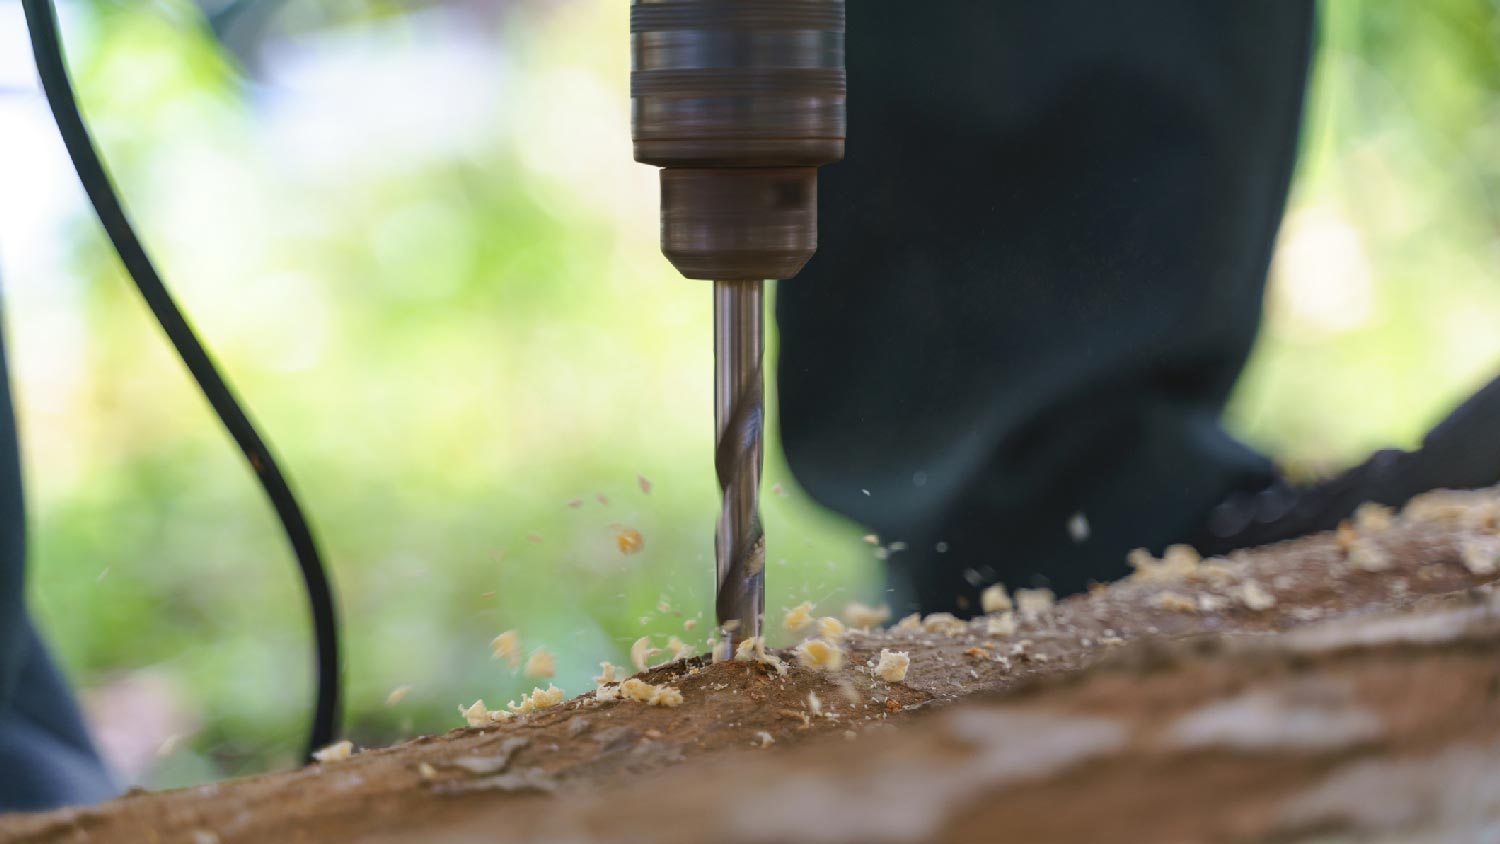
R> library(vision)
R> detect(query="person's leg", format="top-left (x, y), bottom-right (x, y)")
top-left (0, 304), bottom-right (115, 811)
top-left (777, 1), bottom-right (1315, 611)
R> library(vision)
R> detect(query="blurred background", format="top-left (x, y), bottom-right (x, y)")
top-left (0, 0), bottom-right (1497, 789)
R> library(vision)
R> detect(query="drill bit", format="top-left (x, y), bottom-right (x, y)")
top-left (714, 279), bottom-right (765, 649)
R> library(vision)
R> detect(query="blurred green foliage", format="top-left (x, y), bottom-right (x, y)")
top-left (1229, 0), bottom-right (1500, 468)
top-left (12, 0), bottom-right (1500, 785)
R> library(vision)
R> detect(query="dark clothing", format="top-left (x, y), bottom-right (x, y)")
top-left (0, 310), bottom-right (115, 811)
top-left (778, 1), bottom-right (1316, 611)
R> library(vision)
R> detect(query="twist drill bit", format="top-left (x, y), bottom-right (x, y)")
top-left (714, 280), bottom-right (766, 647)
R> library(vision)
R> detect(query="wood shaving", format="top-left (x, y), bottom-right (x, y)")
top-left (893, 612), bottom-right (924, 633)
top-left (684, 618), bottom-right (698, 632)
top-left (987, 612), bottom-right (1017, 637)
top-left (1153, 591), bottom-right (1197, 613)
top-left (732, 636), bottom-right (787, 674)
top-left (771, 482), bottom-right (787, 496)
top-left (755, 731), bottom-right (775, 748)
top-left (816, 616), bottom-right (846, 640)
top-left (1016, 588), bottom-right (1056, 622)
top-left (596, 493), bottom-right (609, 505)
top-left (526, 533), bottom-right (543, 544)
top-left (491, 630), bottom-right (522, 669)
top-left (650, 686), bottom-right (684, 707)
top-left (921, 612), bottom-right (967, 635)
top-left (524, 648), bottom-right (555, 679)
top-left (1348, 538), bottom-right (1393, 573)
top-left (1240, 581), bottom-right (1277, 611)
top-left (1192, 559), bottom-right (1238, 586)
top-left (665, 636), bottom-right (692, 661)
top-left (1128, 545), bottom-right (1202, 584)
top-left (567, 498), bottom-right (583, 509)
top-left (385, 685), bottom-right (412, 707)
top-left (1460, 535), bottom-right (1500, 576)
top-left (980, 583), bottom-right (1013, 614)
top-left (795, 639), bottom-right (846, 672)
top-left (619, 678), bottom-right (682, 707)
top-left (417, 762), bottom-right (437, 780)
top-left (862, 534), bottom-right (880, 545)
top-left (1401, 488), bottom-right (1498, 527)
top-left (874, 649), bottom-right (909, 683)
top-left (807, 692), bottom-right (823, 716)
top-left (593, 662), bottom-right (619, 686)
top-left (631, 636), bottom-right (660, 671)
top-left (735, 636), bottom-right (765, 661)
top-left (312, 740), bottom-right (353, 763)
top-left (843, 601), bottom-right (891, 629)
top-left (458, 700), bottom-right (510, 728)
top-left (595, 684), bottom-right (620, 703)
top-left (783, 601), bottom-right (816, 633)
top-left (615, 528), bottom-right (645, 555)
top-left (1335, 521), bottom-right (1358, 552)
top-left (1353, 502), bottom-right (1394, 533)
top-left (637, 474), bottom-right (653, 494)
top-left (508, 685), bottom-right (565, 715)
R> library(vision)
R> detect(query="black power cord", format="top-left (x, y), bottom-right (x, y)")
top-left (21, 0), bottom-right (341, 762)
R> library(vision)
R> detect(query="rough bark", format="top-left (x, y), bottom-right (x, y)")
top-left (3, 488), bottom-right (1498, 843)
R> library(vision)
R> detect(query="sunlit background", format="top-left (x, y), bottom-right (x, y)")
top-left (1, 0), bottom-right (1497, 788)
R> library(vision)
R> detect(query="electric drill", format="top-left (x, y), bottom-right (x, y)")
top-left (630, 0), bottom-right (846, 649)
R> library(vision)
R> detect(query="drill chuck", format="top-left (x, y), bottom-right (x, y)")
top-left (631, 0), bottom-right (847, 281)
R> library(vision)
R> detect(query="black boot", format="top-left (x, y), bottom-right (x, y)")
top-left (1191, 373), bottom-right (1500, 555)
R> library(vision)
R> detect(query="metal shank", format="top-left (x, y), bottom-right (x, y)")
top-left (714, 280), bottom-right (765, 645)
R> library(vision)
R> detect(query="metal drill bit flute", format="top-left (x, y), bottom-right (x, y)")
top-left (714, 280), bottom-right (766, 645)
top-left (629, 0), bottom-right (845, 650)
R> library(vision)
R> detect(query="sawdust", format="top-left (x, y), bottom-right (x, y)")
top-left (491, 631), bottom-right (522, 669)
top-left (614, 528), bottom-right (645, 555)
top-left (630, 636), bottom-right (659, 671)
top-left (523, 649), bottom-right (555, 679)
top-left (814, 616), bottom-right (845, 640)
top-left (507, 685), bottom-right (565, 716)
top-left (782, 601), bottom-right (815, 633)
top-left (980, 583), bottom-right (1013, 614)
top-left (795, 639), bottom-right (845, 671)
top-left (311, 741), bottom-right (354, 763)
top-left (842, 601), bottom-right (891, 630)
top-left (873, 649), bottom-right (909, 683)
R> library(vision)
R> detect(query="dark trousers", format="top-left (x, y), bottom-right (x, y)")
top-left (0, 313), bottom-right (114, 811)
top-left (778, 1), bottom-right (1316, 611)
